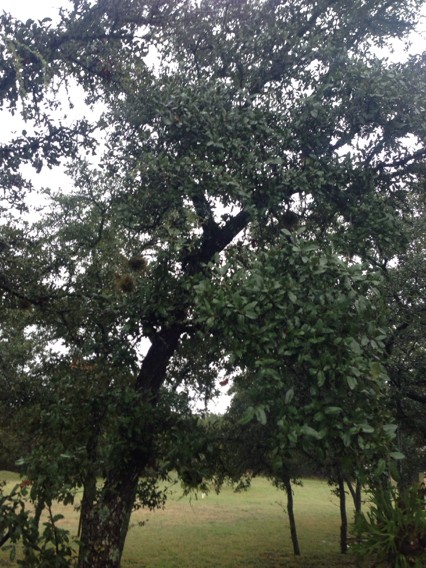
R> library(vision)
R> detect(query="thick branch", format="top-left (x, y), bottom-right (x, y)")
top-left (385, 320), bottom-right (410, 355)
top-left (191, 193), bottom-right (216, 234)
top-left (0, 531), bottom-right (11, 548)
top-left (135, 325), bottom-right (184, 395)
top-left (184, 209), bottom-right (250, 274)
top-left (405, 390), bottom-right (426, 405)
top-left (136, 208), bottom-right (250, 394)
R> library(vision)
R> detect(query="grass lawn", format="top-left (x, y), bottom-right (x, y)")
top-left (0, 473), bottom-right (367, 567)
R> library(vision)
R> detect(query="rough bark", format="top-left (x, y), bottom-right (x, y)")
top-left (77, 469), bottom-right (139, 568)
top-left (77, 472), bottom-right (98, 568)
top-left (76, 329), bottom-right (181, 567)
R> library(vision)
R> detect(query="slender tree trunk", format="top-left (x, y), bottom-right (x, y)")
top-left (283, 477), bottom-right (301, 556)
top-left (355, 479), bottom-right (361, 516)
top-left (345, 477), bottom-right (362, 516)
top-left (337, 471), bottom-right (348, 554)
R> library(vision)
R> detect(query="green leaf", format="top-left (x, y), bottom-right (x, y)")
top-left (342, 432), bottom-right (351, 447)
top-left (317, 371), bottom-right (326, 387)
top-left (388, 460), bottom-right (400, 482)
top-left (239, 406), bottom-right (255, 425)
top-left (349, 338), bottom-right (362, 355)
top-left (285, 388), bottom-right (294, 404)
top-left (389, 451), bottom-right (405, 460)
top-left (303, 244), bottom-right (318, 252)
top-left (375, 459), bottom-right (387, 476)
top-left (245, 311), bottom-right (257, 320)
top-left (255, 406), bottom-right (267, 425)
top-left (383, 424), bottom-right (398, 438)
top-left (245, 300), bottom-right (258, 311)
top-left (324, 406), bottom-right (342, 415)
top-left (288, 431), bottom-right (298, 444)
top-left (346, 376), bottom-right (357, 390)
top-left (300, 425), bottom-right (322, 439)
top-left (288, 291), bottom-right (297, 304)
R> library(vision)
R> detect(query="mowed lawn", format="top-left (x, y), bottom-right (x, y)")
top-left (0, 473), bottom-right (367, 567)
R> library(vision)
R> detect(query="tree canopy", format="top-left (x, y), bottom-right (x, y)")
top-left (1, 0), bottom-right (425, 566)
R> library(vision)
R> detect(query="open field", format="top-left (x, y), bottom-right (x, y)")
top-left (0, 473), bottom-right (368, 567)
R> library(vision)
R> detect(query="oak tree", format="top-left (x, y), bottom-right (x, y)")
top-left (1, 0), bottom-right (425, 565)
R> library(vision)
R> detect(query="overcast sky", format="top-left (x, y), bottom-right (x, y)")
top-left (1, 0), bottom-right (70, 21)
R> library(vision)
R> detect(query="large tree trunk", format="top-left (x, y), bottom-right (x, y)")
top-left (77, 327), bottom-right (182, 567)
top-left (283, 477), bottom-right (301, 556)
top-left (77, 469), bottom-right (139, 568)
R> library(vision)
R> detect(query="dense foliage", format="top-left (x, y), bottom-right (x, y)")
top-left (1, 0), bottom-right (425, 566)
top-left (355, 485), bottom-right (426, 568)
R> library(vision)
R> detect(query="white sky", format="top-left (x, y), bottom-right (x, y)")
top-left (0, 0), bottom-right (69, 21)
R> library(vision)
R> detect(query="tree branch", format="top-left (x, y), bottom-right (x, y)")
top-left (136, 208), bottom-right (250, 395)
top-left (405, 389), bottom-right (426, 405)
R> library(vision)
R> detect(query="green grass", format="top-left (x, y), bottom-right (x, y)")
top-left (0, 473), bottom-right (367, 567)
top-left (123, 478), bottom-right (361, 567)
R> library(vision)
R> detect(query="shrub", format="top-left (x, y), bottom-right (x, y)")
top-left (355, 485), bottom-right (426, 567)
